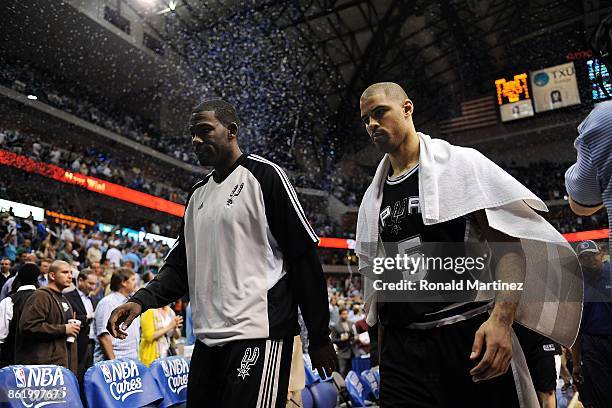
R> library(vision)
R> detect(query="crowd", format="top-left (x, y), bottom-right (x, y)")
top-left (0, 128), bottom-right (190, 203)
top-left (0, 209), bottom-right (188, 400)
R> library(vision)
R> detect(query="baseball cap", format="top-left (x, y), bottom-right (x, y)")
top-left (576, 240), bottom-right (600, 256)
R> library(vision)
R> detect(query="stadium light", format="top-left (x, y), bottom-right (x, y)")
top-left (169, 0), bottom-right (177, 11)
top-left (26, 94), bottom-right (37, 100)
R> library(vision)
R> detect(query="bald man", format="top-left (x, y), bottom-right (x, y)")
top-left (358, 82), bottom-right (528, 407)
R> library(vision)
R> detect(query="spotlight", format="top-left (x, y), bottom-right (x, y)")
top-left (27, 95), bottom-right (37, 100)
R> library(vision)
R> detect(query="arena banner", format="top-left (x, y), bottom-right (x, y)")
top-left (0, 365), bottom-right (82, 408)
top-left (530, 62), bottom-right (581, 112)
top-left (83, 358), bottom-right (162, 408)
top-left (0, 199), bottom-right (44, 221)
top-left (0, 150), bottom-right (184, 217)
top-left (150, 357), bottom-right (189, 408)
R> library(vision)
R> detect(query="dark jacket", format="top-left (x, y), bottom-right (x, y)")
top-left (64, 289), bottom-right (98, 367)
top-left (17, 287), bottom-right (78, 373)
top-left (0, 288), bottom-right (35, 366)
top-left (331, 320), bottom-right (354, 359)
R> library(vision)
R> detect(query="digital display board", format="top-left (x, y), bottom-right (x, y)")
top-left (495, 73), bottom-right (535, 122)
top-left (586, 59), bottom-right (611, 100)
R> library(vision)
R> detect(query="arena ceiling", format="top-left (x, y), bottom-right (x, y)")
top-left (136, 0), bottom-right (612, 154)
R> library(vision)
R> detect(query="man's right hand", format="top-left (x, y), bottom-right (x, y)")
top-left (65, 322), bottom-right (81, 337)
top-left (107, 302), bottom-right (142, 339)
top-left (572, 364), bottom-right (583, 385)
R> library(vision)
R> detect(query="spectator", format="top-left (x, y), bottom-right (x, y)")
top-left (105, 241), bottom-right (122, 268)
top-left (64, 268), bottom-right (99, 387)
top-left (0, 263), bottom-right (40, 366)
top-left (571, 240), bottom-right (612, 407)
top-left (331, 308), bottom-right (354, 377)
top-left (57, 241), bottom-right (74, 264)
top-left (329, 296), bottom-right (339, 326)
top-left (86, 240), bottom-right (102, 266)
top-left (0, 254), bottom-right (36, 301)
top-left (138, 305), bottom-right (182, 366)
top-left (122, 243), bottom-right (141, 273)
top-left (93, 268), bottom-right (140, 362)
top-left (0, 258), bottom-right (12, 291)
top-left (16, 260), bottom-right (78, 373)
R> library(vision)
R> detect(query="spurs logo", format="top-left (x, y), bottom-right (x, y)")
top-left (226, 182), bottom-right (244, 207)
top-left (237, 347), bottom-right (259, 379)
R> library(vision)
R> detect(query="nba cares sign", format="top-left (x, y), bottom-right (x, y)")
top-left (0, 365), bottom-right (82, 408)
top-left (150, 357), bottom-right (189, 408)
top-left (84, 358), bottom-right (162, 408)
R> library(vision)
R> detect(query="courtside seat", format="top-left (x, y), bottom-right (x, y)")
top-left (308, 381), bottom-right (338, 408)
top-left (150, 356), bottom-right (189, 407)
top-left (84, 357), bottom-right (163, 408)
top-left (0, 365), bottom-right (83, 408)
top-left (360, 368), bottom-right (379, 400)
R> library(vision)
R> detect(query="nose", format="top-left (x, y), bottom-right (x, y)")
top-left (367, 118), bottom-right (379, 135)
top-left (192, 135), bottom-right (204, 146)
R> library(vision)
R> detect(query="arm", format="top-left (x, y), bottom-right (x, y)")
top-left (470, 212), bottom-right (525, 382)
top-left (19, 292), bottom-right (66, 339)
top-left (571, 334), bottom-right (583, 384)
top-left (568, 197), bottom-right (603, 216)
top-left (565, 137), bottom-right (603, 215)
top-left (0, 298), bottom-right (13, 343)
top-left (141, 310), bottom-right (174, 342)
top-left (98, 334), bottom-right (116, 360)
top-left (289, 246), bottom-right (331, 347)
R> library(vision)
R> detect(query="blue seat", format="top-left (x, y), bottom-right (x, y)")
top-left (308, 381), bottom-right (338, 408)
top-left (351, 356), bottom-right (371, 375)
top-left (301, 386), bottom-right (314, 408)
top-left (303, 354), bottom-right (320, 385)
top-left (0, 365), bottom-right (83, 408)
top-left (150, 356), bottom-right (189, 407)
top-left (371, 366), bottom-right (379, 384)
top-left (84, 357), bottom-right (163, 408)
top-left (345, 370), bottom-right (367, 407)
top-left (360, 369), bottom-right (379, 400)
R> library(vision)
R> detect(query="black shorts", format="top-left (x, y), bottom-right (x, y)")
top-left (513, 324), bottom-right (558, 392)
top-left (187, 337), bottom-right (293, 408)
top-left (380, 312), bottom-right (520, 408)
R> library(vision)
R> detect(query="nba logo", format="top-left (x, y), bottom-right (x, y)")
top-left (101, 364), bottom-right (112, 384)
top-left (161, 361), bottom-right (170, 377)
top-left (12, 367), bottom-right (26, 388)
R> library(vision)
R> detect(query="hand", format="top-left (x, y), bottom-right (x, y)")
top-left (107, 302), bottom-right (142, 340)
top-left (169, 316), bottom-right (183, 331)
top-left (469, 316), bottom-right (513, 382)
top-left (65, 323), bottom-right (81, 337)
top-left (572, 364), bottom-right (583, 385)
top-left (309, 341), bottom-right (337, 379)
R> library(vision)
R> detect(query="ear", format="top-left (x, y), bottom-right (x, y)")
top-left (227, 123), bottom-right (239, 139)
top-left (403, 99), bottom-right (414, 117)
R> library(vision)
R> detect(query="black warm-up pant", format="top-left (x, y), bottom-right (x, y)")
top-left (187, 337), bottom-right (294, 408)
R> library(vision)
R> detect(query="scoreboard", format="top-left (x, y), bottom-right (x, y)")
top-left (587, 59), bottom-right (611, 100)
top-left (495, 73), bottom-right (535, 122)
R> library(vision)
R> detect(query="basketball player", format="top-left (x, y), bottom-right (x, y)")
top-left (358, 82), bottom-right (536, 407)
top-left (107, 99), bottom-right (336, 407)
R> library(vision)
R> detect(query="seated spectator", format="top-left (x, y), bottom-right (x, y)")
top-left (0, 263), bottom-right (40, 366)
top-left (138, 305), bottom-right (182, 366)
top-left (16, 260), bottom-right (78, 373)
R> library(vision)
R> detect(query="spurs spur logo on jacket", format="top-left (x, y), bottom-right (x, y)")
top-left (226, 182), bottom-right (244, 207)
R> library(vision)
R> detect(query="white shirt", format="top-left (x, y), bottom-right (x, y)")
top-left (0, 285), bottom-right (36, 343)
top-left (77, 288), bottom-right (95, 340)
top-left (105, 248), bottom-right (122, 268)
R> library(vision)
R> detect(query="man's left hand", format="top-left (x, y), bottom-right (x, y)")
top-left (309, 340), bottom-right (337, 379)
top-left (469, 315), bottom-right (513, 382)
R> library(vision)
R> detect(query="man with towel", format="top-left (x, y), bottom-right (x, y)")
top-left (357, 82), bottom-right (582, 407)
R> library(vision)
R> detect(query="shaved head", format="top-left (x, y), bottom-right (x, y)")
top-left (360, 82), bottom-right (408, 105)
